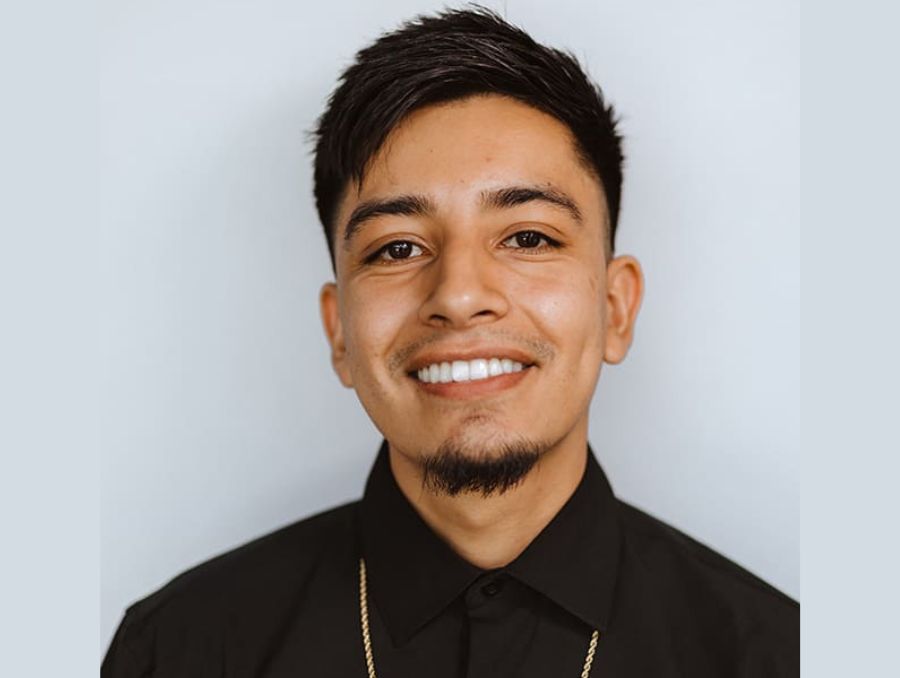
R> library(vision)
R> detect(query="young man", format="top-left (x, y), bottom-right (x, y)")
top-left (103, 8), bottom-right (799, 677)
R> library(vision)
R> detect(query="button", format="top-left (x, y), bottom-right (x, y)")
top-left (481, 580), bottom-right (503, 597)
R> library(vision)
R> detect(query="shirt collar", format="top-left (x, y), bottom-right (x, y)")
top-left (359, 441), bottom-right (622, 647)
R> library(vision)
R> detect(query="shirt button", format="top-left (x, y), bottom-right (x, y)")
top-left (481, 580), bottom-right (503, 597)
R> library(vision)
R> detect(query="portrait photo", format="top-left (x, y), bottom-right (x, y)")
top-left (87, 0), bottom-right (862, 675)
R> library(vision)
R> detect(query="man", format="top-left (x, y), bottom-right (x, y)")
top-left (103, 8), bottom-right (798, 677)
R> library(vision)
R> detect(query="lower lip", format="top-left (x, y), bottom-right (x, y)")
top-left (412, 367), bottom-right (533, 399)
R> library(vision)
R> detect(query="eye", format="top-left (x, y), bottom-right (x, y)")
top-left (501, 230), bottom-right (561, 251)
top-left (367, 240), bottom-right (424, 264)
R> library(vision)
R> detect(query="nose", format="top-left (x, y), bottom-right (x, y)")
top-left (418, 243), bottom-right (509, 329)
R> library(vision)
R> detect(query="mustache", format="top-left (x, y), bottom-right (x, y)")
top-left (386, 329), bottom-right (556, 374)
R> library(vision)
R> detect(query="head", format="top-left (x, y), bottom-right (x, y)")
top-left (315, 7), bottom-right (643, 495)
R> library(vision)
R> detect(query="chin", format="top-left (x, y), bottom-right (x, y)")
top-left (420, 416), bottom-right (536, 456)
top-left (416, 432), bottom-right (552, 497)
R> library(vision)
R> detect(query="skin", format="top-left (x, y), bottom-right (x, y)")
top-left (320, 94), bottom-right (643, 569)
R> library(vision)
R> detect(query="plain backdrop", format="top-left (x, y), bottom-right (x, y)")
top-left (100, 0), bottom-right (806, 648)
top-left (52, 0), bottom-right (892, 676)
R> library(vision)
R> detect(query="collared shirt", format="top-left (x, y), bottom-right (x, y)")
top-left (103, 443), bottom-right (799, 677)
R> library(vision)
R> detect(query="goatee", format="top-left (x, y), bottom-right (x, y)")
top-left (420, 439), bottom-right (547, 497)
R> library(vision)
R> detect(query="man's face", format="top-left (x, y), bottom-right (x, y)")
top-left (321, 94), bottom-right (641, 471)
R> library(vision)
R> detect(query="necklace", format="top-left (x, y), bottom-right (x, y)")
top-left (358, 558), bottom-right (600, 677)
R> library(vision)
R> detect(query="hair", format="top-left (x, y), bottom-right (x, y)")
top-left (312, 5), bottom-right (624, 268)
top-left (421, 437), bottom-right (547, 497)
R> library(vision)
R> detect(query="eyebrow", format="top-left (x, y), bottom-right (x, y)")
top-left (342, 184), bottom-right (582, 246)
top-left (343, 195), bottom-right (435, 245)
top-left (480, 185), bottom-right (583, 224)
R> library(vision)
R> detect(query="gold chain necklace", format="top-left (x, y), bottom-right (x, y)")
top-left (358, 558), bottom-right (600, 678)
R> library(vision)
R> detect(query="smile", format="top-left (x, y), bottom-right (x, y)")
top-left (416, 358), bottom-right (525, 383)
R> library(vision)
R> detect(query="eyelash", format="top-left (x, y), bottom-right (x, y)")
top-left (364, 241), bottom-right (426, 264)
top-left (363, 230), bottom-right (562, 265)
top-left (501, 230), bottom-right (562, 252)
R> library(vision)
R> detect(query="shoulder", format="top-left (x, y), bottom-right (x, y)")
top-left (617, 499), bottom-right (797, 609)
top-left (616, 500), bottom-right (798, 672)
top-left (103, 501), bottom-right (359, 677)
top-left (129, 500), bottom-right (358, 620)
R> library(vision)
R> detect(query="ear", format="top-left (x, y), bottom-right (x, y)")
top-left (603, 255), bottom-right (644, 364)
top-left (319, 282), bottom-right (354, 388)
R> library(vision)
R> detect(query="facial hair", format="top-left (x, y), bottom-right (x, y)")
top-left (419, 438), bottom-right (549, 497)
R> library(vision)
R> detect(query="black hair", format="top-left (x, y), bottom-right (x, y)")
top-left (312, 5), bottom-right (623, 267)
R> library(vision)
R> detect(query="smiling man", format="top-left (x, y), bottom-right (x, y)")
top-left (103, 8), bottom-right (799, 677)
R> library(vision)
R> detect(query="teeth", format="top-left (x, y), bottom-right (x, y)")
top-left (488, 358), bottom-right (503, 377)
top-left (415, 358), bottom-right (527, 383)
top-left (469, 359), bottom-right (489, 380)
top-left (451, 360), bottom-right (469, 382)
top-left (439, 362), bottom-right (452, 383)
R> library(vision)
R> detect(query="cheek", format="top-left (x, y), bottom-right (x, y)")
top-left (519, 271), bottom-right (606, 348)
top-left (342, 281), bottom-right (415, 369)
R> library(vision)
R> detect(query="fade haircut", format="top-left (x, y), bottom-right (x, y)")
top-left (312, 6), bottom-right (624, 268)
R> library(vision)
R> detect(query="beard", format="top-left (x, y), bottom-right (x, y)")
top-left (419, 437), bottom-right (549, 497)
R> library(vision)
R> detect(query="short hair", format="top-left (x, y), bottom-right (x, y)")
top-left (312, 6), bottom-right (624, 267)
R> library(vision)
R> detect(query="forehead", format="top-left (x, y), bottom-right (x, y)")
top-left (338, 95), bottom-right (607, 228)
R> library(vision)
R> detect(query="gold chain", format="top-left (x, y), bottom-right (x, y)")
top-left (359, 558), bottom-right (600, 677)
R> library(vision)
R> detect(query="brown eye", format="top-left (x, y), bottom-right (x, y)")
top-left (501, 230), bottom-right (560, 251)
top-left (369, 240), bottom-right (424, 263)
top-left (514, 231), bottom-right (543, 248)
top-left (387, 242), bottom-right (413, 259)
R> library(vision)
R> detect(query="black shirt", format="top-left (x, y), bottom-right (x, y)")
top-left (102, 443), bottom-right (799, 677)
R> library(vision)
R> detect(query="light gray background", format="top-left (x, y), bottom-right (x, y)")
top-left (100, 0), bottom-right (803, 648)
top-left (93, 0), bottom-right (893, 672)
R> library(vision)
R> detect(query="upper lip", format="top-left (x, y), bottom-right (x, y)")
top-left (406, 346), bottom-right (538, 373)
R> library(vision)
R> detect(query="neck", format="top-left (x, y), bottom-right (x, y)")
top-left (388, 425), bottom-right (589, 570)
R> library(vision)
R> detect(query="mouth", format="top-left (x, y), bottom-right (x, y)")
top-left (406, 354), bottom-right (537, 399)
top-left (412, 357), bottom-right (530, 383)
